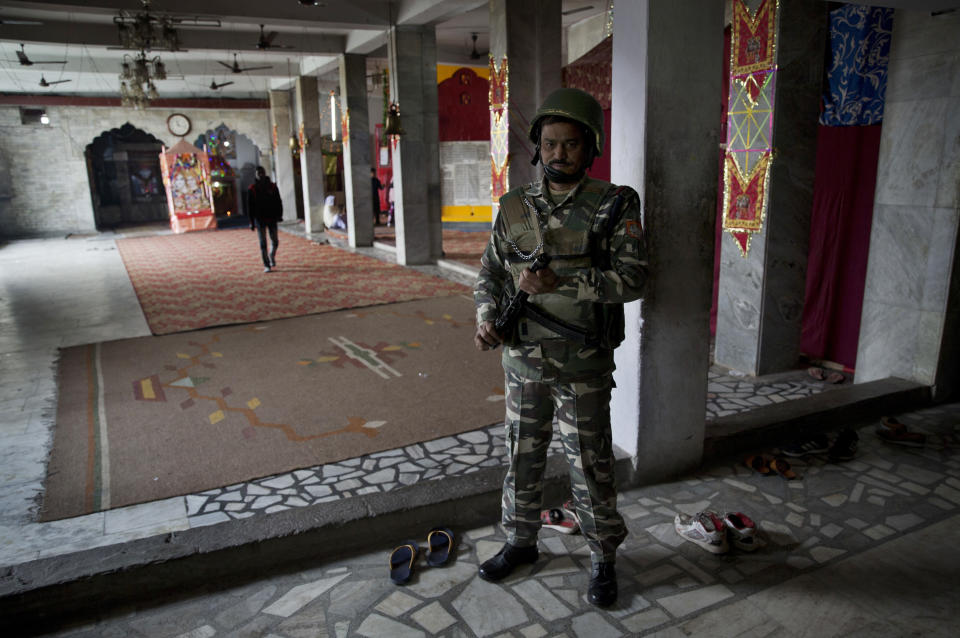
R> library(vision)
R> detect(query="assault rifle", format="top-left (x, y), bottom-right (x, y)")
top-left (494, 253), bottom-right (552, 336)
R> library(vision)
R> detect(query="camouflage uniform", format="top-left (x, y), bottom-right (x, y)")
top-left (474, 175), bottom-right (648, 564)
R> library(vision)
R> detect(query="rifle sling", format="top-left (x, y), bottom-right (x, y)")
top-left (522, 302), bottom-right (600, 347)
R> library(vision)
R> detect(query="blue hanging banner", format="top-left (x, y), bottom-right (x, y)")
top-left (820, 5), bottom-right (894, 127)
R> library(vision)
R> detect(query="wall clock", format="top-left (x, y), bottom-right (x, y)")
top-left (166, 113), bottom-right (192, 137)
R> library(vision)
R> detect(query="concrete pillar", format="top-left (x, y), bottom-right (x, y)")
top-left (609, 1), bottom-right (723, 482)
top-left (339, 53), bottom-right (374, 248)
top-left (268, 90), bottom-right (297, 217)
top-left (387, 25), bottom-right (441, 265)
top-left (856, 9), bottom-right (960, 401)
top-left (488, 0), bottom-right (562, 196)
top-left (295, 75), bottom-right (326, 234)
top-left (713, 0), bottom-right (826, 376)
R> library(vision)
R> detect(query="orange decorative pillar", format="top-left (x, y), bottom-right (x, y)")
top-left (488, 0), bottom-right (562, 216)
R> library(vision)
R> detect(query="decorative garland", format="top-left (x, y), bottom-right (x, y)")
top-left (489, 55), bottom-right (510, 205)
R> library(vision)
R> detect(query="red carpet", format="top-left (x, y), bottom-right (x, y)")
top-left (116, 229), bottom-right (468, 335)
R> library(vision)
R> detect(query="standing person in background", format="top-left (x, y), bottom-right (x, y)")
top-left (371, 167), bottom-right (384, 225)
top-left (248, 166), bottom-right (283, 273)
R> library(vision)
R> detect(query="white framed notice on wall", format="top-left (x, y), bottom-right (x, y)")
top-left (379, 146), bottom-right (389, 166)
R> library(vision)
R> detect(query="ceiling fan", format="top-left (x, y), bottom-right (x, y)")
top-left (39, 75), bottom-right (71, 87)
top-left (469, 33), bottom-right (488, 61)
top-left (218, 53), bottom-right (272, 74)
top-left (15, 44), bottom-right (65, 66)
top-left (256, 24), bottom-right (293, 50)
top-left (209, 79), bottom-right (234, 90)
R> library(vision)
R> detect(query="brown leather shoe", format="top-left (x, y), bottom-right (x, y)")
top-left (588, 562), bottom-right (617, 607)
top-left (478, 543), bottom-right (538, 581)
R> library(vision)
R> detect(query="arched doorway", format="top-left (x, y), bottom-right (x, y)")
top-left (193, 124), bottom-right (262, 228)
top-left (85, 124), bottom-right (167, 230)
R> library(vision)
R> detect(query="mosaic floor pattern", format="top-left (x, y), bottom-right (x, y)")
top-left (44, 402), bottom-right (960, 637)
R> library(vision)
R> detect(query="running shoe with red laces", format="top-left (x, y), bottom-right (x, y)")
top-left (540, 508), bottom-right (579, 534)
top-left (674, 511), bottom-right (729, 554)
top-left (723, 511), bottom-right (760, 552)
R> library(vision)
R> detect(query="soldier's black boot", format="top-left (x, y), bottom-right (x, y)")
top-left (478, 543), bottom-right (538, 581)
top-left (588, 562), bottom-right (618, 607)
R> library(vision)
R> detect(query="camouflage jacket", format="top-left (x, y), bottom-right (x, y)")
top-left (474, 176), bottom-right (648, 382)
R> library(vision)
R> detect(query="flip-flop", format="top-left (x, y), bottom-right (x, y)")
top-left (743, 454), bottom-right (772, 475)
top-left (770, 456), bottom-right (799, 480)
top-left (389, 540), bottom-right (419, 584)
top-left (807, 367), bottom-right (827, 381)
top-left (426, 528), bottom-right (454, 567)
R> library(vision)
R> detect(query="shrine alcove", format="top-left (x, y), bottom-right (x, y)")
top-left (85, 124), bottom-right (167, 230)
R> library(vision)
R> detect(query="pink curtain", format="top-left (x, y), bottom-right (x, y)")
top-left (799, 124), bottom-right (882, 369)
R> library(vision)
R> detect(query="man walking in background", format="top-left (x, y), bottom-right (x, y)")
top-left (248, 166), bottom-right (283, 273)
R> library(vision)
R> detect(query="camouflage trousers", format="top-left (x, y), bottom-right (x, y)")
top-left (501, 368), bottom-right (627, 564)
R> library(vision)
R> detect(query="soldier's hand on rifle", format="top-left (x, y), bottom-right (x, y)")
top-left (519, 266), bottom-right (560, 295)
top-left (475, 320), bottom-right (502, 351)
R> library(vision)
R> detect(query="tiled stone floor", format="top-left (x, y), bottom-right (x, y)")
top-left (41, 403), bottom-right (960, 637)
top-left (4, 230), bottom-right (956, 636)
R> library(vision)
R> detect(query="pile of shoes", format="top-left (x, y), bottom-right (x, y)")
top-left (540, 499), bottom-right (580, 534)
top-left (876, 416), bottom-right (926, 447)
top-left (743, 428), bottom-right (860, 481)
top-left (674, 510), bottom-right (760, 554)
top-left (781, 428), bottom-right (859, 462)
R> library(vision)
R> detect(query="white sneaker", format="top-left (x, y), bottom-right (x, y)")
top-left (263, 266), bottom-right (272, 273)
top-left (674, 511), bottom-right (729, 554)
top-left (723, 511), bottom-right (760, 552)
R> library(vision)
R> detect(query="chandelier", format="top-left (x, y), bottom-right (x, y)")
top-left (114, 1), bottom-right (181, 52)
top-left (120, 51), bottom-right (166, 109)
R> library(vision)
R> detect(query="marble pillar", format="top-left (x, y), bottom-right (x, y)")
top-left (268, 90), bottom-right (297, 218)
top-left (856, 9), bottom-right (960, 400)
top-left (295, 75), bottom-right (326, 235)
top-left (609, 1), bottom-right (723, 480)
top-left (488, 0), bottom-right (562, 194)
top-left (387, 25), bottom-right (441, 265)
top-left (713, 0), bottom-right (826, 376)
top-left (339, 53), bottom-right (374, 248)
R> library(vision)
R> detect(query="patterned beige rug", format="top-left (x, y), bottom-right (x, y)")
top-left (42, 295), bottom-right (504, 521)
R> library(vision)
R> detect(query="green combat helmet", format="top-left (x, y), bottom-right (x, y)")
top-left (528, 87), bottom-right (605, 157)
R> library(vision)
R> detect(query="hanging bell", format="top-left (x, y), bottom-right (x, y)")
top-left (384, 102), bottom-right (404, 136)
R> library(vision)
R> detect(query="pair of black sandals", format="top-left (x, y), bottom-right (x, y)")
top-left (389, 527), bottom-right (455, 585)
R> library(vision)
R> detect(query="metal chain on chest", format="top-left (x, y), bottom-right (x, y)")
top-left (505, 194), bottom-right (546, 261)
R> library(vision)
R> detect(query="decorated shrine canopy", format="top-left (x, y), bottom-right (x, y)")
top-left (721, 0), bottom-right (778, 258)
top-left (160, 139), bottom-right (215, 234)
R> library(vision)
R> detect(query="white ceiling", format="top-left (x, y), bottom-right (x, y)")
top-left (0, 0), bottom-right (605, 100)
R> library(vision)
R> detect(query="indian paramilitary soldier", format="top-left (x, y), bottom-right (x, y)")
top-left (473, 87), bottom-right (648, 607)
